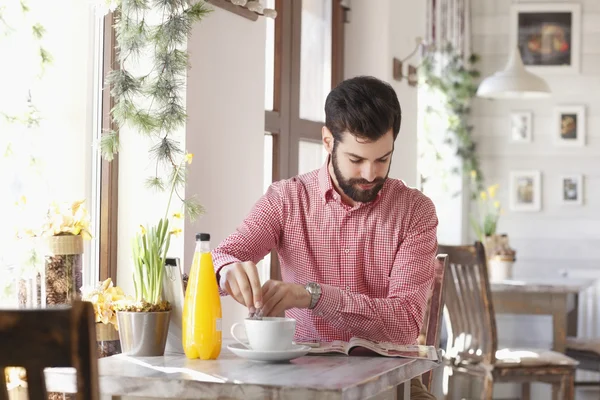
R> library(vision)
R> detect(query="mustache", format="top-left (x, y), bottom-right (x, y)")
top-left (347, 177), bottom-right (386, 186)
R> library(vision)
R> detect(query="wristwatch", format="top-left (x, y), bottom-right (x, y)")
top-left (304, 282), bottom-right (322, 309)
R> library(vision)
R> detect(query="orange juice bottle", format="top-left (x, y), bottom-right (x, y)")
top-left (182, 233), bottom-right (222, 359)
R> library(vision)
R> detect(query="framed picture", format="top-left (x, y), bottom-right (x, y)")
top-left (509, 170), bottom-right (542, 212)
top-left (510, 111), bottom-right (533, 143)
top-left (510, 3), bottom-right (581, 74)
top-left (554, 105), bottom-right (586, 146)
top-left (560, 174), bottom-right (583, 205)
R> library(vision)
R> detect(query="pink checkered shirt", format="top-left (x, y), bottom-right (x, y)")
top-left (213, 161), bottom-right (438, 345)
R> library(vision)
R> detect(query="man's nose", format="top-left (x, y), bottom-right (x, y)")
top-left (361, 164), bottom-right (376, 182)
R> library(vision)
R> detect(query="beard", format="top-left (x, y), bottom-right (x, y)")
top-left (331, 143), bottom-right (389, 203)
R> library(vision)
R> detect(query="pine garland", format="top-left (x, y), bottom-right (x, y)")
top-left (0, 0), bottom-right (52, 157)
top-left (101, 0), bottom-right (211, 220)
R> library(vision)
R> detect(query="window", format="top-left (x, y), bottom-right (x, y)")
top-left (0, 1), bottom-right (105, 306)
top-left (263, 0), bottom-right (345, 279)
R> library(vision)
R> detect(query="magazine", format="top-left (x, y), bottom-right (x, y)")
top-left (296, 337), bottom-right (440, 362)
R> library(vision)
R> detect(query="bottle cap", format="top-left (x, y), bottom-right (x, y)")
top-left (196, 233), bottom-right (210, 241)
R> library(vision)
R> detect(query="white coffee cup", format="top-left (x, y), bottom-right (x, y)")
top-left (230, 317), bottom-right (296, 351)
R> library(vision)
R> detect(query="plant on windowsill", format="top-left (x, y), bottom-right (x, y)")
top-left (113, 153), bottom-right (194, 356)
top-left (93, 1), bottom-right (209, 355)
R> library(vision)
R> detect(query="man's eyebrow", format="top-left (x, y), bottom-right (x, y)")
top-left (344, 151), bottom-right (393, 160)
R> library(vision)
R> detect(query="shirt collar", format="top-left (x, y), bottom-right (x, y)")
top-left (318, 157), bottom-right (335, 201)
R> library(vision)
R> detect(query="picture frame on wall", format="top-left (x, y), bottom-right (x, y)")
top-left (555, 105), bottom-right (586, 146)
top-left (510, 111), bottom-right (533, 143)
top-left (560, 174), bottom-right (583, 205)
top-left (509, 170), bottom-right (542, 212)
top-left (510, 3), bottom-right (581, 74)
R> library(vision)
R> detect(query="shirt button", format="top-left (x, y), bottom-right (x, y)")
top-left (346, 286), bottom-right (351, 291)
top-left (344, 248), bottom-right (350, 254)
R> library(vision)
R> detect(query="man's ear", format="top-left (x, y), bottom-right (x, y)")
top-left (322, 126), bottom-right (334, 154)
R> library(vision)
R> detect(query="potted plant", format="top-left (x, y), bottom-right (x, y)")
top-left (114, 153), bottom-right (196, 356)
top-left (82, 277), bottom-right (128, 358)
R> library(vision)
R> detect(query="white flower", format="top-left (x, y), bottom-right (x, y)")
top-left (246, 1), bottom-right (264, 13)
top-left (263, 8), bottom-right (277, 18)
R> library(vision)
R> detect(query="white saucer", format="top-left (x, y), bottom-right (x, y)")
top-left (227, 343), bottom-right (311, 362)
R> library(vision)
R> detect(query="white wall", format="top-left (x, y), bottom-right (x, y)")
top-left (472, 0), bottom-right (600, 398)
top-left (344, 0), bottom-right (425, 188)
top-left (185, 8), bottom-right (266, 336)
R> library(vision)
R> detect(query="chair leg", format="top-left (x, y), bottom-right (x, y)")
top-left (482, 376), bottom-right (493, 400)
top-left (560, 371), bottom-right (575, 400)
top-left (521, 382), bottom-right (531, 400)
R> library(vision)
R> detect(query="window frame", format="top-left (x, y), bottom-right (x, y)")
top-left (98, 13), bottom-right (119, 284)
top-left (265, 0), bottom-right (345, 279)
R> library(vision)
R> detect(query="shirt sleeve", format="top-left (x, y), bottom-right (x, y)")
top-left (311, 194), bottom-right (438, 344)
top-left (212, 182), bottom-right (286, 296)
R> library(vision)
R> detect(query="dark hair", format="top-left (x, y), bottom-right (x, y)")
top-left (325, 76), bottom-right (401, 142)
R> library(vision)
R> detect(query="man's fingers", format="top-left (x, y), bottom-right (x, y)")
top-left (261, 286), bottom-right (285, 317)
top-left (233, 267), bottom-right (255, 310)
top-left (243, 262), bottom-right (263, 308)
top-left (225, 279), bottom-right (245, 306)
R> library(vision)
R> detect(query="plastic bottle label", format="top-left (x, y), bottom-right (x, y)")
top-left (216, 318), bottom-right (222, 332)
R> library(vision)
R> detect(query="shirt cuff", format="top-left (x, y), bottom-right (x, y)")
top-left (311, 283), bottom-right (342, 318)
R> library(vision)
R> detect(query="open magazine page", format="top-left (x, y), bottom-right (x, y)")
top-left (348, 338), bottom-right (440, 362)
top-left (296, 340), bottom-right (350, 354)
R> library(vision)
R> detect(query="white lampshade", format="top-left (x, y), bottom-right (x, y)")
top-left (476, 47), bottom-right (551, 99)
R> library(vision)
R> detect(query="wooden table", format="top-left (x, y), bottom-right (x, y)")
top-left (491, 278), bottom-right (594, 353)
top-left (44, 344), bottom-right (440, 400)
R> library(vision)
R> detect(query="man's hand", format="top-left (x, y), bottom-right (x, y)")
top-left (221, 262), bottom-right (263, 312)
top-left (260, 280), bottom-right (311, 317)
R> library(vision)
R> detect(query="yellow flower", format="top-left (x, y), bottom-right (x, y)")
top-left (487, 184), bottom-right (499, 199)
top-left (470, 170), bottom-right (477, 180)
top-left (185, 153), bottom-right (194, 164)
top-left (139, 225), bottom-right (146, 236)
top-left (494, 201), bottom-right (501, 209)
top-left (172, 212), bottom-right (183, 219)
top-left (170, 228), bottom-right (182, 237)
top-left (480, 191), bottom-right (487, 201)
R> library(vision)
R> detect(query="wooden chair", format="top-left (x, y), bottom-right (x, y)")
top-left (565, 337), bottom-right (600, 386)
top-left (419, 254), bottom-right (449, 391)
top-left (439, 242), bottom-right (577, 400)
top-left (0, 301), bottom-right (99, 400)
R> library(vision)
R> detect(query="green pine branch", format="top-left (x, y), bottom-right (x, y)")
top-left (100, 130), bottom-right (120, 161)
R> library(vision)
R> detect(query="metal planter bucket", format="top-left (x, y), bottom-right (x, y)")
top-left (117, 311), bottom-right (171, 356)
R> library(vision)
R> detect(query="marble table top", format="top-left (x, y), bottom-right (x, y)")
top-left (491, 277), bottom-right (595, 294)
top-left (45, 344), bottom-right (439, 400)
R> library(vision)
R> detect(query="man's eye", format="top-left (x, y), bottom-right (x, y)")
top-left (350, 159), bottom-right (361, 164)
top-left (378, 158), bottom-right (389, 163)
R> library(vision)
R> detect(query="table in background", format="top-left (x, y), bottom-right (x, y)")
top-left (491, 278), bottom-right (594, 353)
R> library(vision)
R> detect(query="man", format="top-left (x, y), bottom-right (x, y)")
top-left (213, 76), bottom-right (438, 398)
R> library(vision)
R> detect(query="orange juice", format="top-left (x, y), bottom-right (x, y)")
top-left (182, 233), bottom-right (222, 359)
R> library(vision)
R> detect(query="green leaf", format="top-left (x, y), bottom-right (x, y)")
top-left (32, 23), bottom-right (45, 39)
top-left (100, 130), bottom-right (120, 161)
top-left (39, 47), bottom-right (53, 65)
top-left (145, 176), bottom-right (165, 191)
top-left (107, 69), bottom-right (141, 99)
top-left (182, 197), bottom-right (205, 221)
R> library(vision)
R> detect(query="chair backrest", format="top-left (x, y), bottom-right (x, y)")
top-left (420, 254), bottom-right (449, 389)
top-left (438, 242), bottom-right (498, 365)
top-left (0, 301), bottom-right (99, 400)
